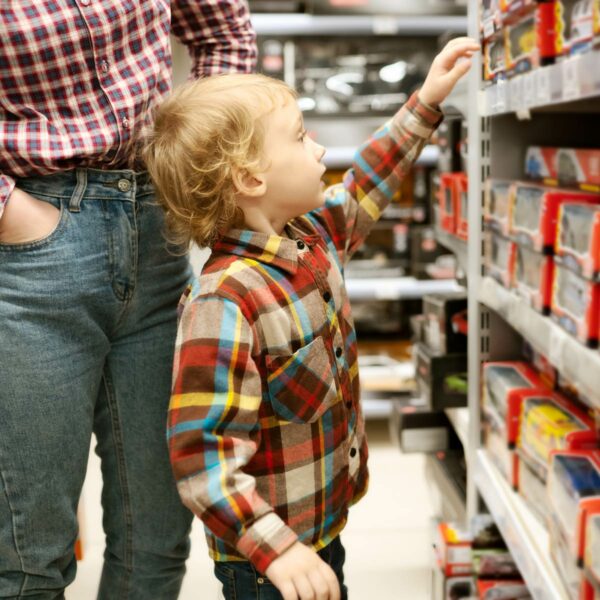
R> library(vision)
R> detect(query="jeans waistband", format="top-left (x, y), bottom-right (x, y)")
top-left (16, 168), bottom-right (154, 212)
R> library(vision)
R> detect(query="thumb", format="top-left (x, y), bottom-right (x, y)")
top-left (446, 57), bottom-right (472, 85)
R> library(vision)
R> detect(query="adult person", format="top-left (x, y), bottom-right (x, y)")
top-left (0, 2), bottom-right (257, 598)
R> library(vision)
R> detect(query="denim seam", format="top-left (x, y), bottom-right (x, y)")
top-left (101, 369), bottom-right (134, 599)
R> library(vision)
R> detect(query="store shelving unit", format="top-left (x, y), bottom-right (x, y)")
top-left (433, 225), bottom-right (468, 274)
top-left (461, 1), bottom-right (600, 598)
top-left (345, 275), bottom-right (462, 301)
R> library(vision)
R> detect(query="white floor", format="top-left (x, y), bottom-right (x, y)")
top-left (66, 420), bottom-right (436, 600)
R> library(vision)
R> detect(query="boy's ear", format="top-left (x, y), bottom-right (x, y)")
top-left (232, 167), bottom-right (267, 198)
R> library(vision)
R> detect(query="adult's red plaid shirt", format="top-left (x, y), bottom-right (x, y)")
top-left (0, 0), bottom-right (257, 214)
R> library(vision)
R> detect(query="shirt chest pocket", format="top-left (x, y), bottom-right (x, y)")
top-left (265, 336), bottom-right (339, 424)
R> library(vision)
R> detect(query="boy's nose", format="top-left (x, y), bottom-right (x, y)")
top-left (316, 143), bottom-right (326, 162)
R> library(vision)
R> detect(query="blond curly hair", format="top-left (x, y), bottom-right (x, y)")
top-left (143, 73), bottom-right (296, 249)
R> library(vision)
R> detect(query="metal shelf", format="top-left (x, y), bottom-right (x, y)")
top-left (433, 226), bottom-right (468, 275)
top-left (324, 144), bottom-right (438, 169)
top-left (474, 450), bottom-right (569, 600)
top-left (479, 276), bottom-right (600, 409)
top-left (479, 50), bottom-right (600, 117)
top-left (445, 407), bottom-right (469, 450)
top-left (252, 14), bottom-right (467, 36)
top-left (345, 276), bottom-right (463, 301)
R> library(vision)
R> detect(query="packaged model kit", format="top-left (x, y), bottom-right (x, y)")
top-left (484, 179), bottom-right (513, 235)
top-left (484, 231), bottom-right (515, 287)
top-left (512, 243), bottom-right (555, 313)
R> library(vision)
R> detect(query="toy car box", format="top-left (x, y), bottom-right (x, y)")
top-left (423, 291), bottom-right (468, 355)
top-left (554, 0), bottom-right (599, 56)
top-left (482, 0), bottom-right (503, 39)
top-left (525, 146), bottom-right (600, 192)
top-left (509, 182), bottom-right (600, 254)
top-left (415, 342), bottom-right (468, 410)
top-left (477, 580), bottom-right (531, 600)
top-left (551, 262), bottom-right (600, 346)
top-left (484, 35), bottom-right (507, 81)
top-left (583, 514), bottom-right (600, 598)
top-left (455, 172), bottom-right (469, 240)
top-left (517, 392), bottom-right (596, 478)
top-left (512, 243), bottom-right (555, 314)
top-left (438, 173), bottom-right (458, 233)
top-left (484, 179), bottom-right (514, 235)
top-left (555, 202), bottom-right (600, 280)
top-left (434, 522), bottom-right (473, 577)
top-left (484, 231), bottom-right (516, 288)
top-left (517, 452), bottom-right (553, 523)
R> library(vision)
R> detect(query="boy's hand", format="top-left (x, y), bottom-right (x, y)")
top-left (418, 37), bottom-right (480, 108)
top-left (265, 541), bottom-right (341, 600)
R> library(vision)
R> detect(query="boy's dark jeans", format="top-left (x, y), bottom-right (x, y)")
top-left (214, 536), bottom-right (348, 600)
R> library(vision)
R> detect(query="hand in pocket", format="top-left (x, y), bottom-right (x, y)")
top-left (0, 187), bottom-right (61, 244)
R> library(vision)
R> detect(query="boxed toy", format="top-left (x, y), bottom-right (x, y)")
top-left (510, 182), bottom-right (600, 253)
top-left (434, 522), bottom-right (473, 577)
top-left (445, 576), bottom-right (476, 599)
top-left (512, 243), bottom-right (555, 314)
top-left (438, 173), bottom-right (458, 233)
top-left (455, 172), bottom-right (469, 241)
top-left (477, 580), bottom-right (531, 600)
top-left (517, 392), bottom-right (596, 478)
top-left (548, 450), bottom-right (600, 560)
top-left (583, 514), bottom-right (600, 597)
top-left (484, 231), bottom-right (516, 288)
top-left (517, 452), bottom-right (552, 523)
top-left (525, 146), bottom-right (600, 192)
top-left (555, 202), bottom-right (600, 280)
top-left (504, 3), bottom-right (557, 75)
top-left (471, 515), bottom-right (522, 579)
top-left (482, 0), bottom-right (503, 39)
top-left (555, 0), bottom-right (599, 55)
top-left (551, 262), bottom-right (600, 346)
top-left (484, 416), bottom-right (520, 488)
top-left (485, 179), bottom-right (514, 235)
top-left (423, 291), bottom-right (468, 355)
top-left (484, 35), bottom-right (507, 81)
top-left (549, 516), bottom-right (585, 600)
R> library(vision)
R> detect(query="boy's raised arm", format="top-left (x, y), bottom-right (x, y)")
top-left (167, 294), bottom-right (298, 573)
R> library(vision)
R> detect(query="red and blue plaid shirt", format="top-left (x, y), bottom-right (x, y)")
top-left (0, 0), bottom-right (257, 214)
top-left (168, 91), bottom-right (443, 573)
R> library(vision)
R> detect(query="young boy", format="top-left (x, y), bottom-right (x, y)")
top-left (144, 37), bottom-right (478, 600)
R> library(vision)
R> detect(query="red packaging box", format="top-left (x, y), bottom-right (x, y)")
top-left (484, 231), bottom-right (516, 288)
top-left (477, 579), bottom-right (529, 599)
top-left (509, 183), bottom-right (600, 254)
top-left (525, 147), bottom-right (600, 193)
top-left (434, 522), bottom-right (473, 577)
top-left (485, 179), bottom-right (514, 235)
top-left (455, 173), bottom-right (469, 240)
top-left (512, 243), bottom-right (555, 313)
top-left (556, 202), bottom-right (600, 281)
top-left (551, 262), bottom-right (600, 346)
top-left (583, 514), bottom-right (600, 598)
top-left (438, 172), bottom-right (458, 233)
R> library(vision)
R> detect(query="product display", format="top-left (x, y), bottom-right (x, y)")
top-left (510, 183), bottom-right (600, 254)
top-left (556, 202), bottom-right (600, 280)
top-left (484, 179), bottom-right (513, 235)
top-left (551, 262), bottom-right (600, 346)
top-left (512, 243), bottom-right (555, 313)
top-left (484, 231), bottom-right (515, 287)
top-left (423, 291), bottom-right (468, 354)
top-left (583, 514), bottom-right (600, 597)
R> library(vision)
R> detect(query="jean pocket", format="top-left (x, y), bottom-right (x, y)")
top-left (265, 336), bottom-right (338, 424)
top-left (0, 197), bottom-right (69, 253)
top-left (214, 562), bottom-right (237, 600)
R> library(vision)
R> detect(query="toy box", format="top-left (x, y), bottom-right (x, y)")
top-left (423, 291), bottom-right (468, 355)
top-left (504, 3), bottom-right (557, 75)
top-left (509, 183), bottom-right (600, 253)
top-left (517, 451), bottom-right (552, 523)
top-left (455, 172), bottom-right (469, 241)
top-left (556, 202), bottom-right (600, 280)
top-left (477, 580), bottom-right (531, 600)
top-left (484, 35), bottom-right (507, 81)
top-left (517, 392), bottom-right (596, 478)
top-left (484, 417), bottom-right (520, 488)
top-left (484, 231), bottom-right (516, 288)
top-left (551, 262), bottom-right (600, 346)
top-left (555, 0), bottom-right (599, 55)
top-left (583, 514), bottom-right (600, 597)
top-left (482, 361), bottom-right (545, 435)
top-left (482, 0), bottom-right (503, 39)
top-left (434, 522), bottom-right (473, 577)
top-left (438, 173), bottom-right (458, 233)
top-left (525, 146), bottom-right (600, 192)
top-left (548, 451), bottom-right (600, 559)
top-left (485, 179), bottom-right (514, 235)
top-left (437, 114), bottom-right (463, 173)
top-left (471, 515), bottom-right (522, 579)
top-left (549, 515), bottom-right (585, 600)
top-left (512, 243), bottom-right (555, 313)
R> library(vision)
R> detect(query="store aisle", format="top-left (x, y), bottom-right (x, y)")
top-left (66, 420), bottom-right (435, 599)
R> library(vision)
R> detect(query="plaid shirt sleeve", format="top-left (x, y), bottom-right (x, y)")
top-left (309, 91), bottom-right (443, 264)
top-left (168, 293), bottom-right (298, 572)
top-left (170, 0), bottom-right (258, 78)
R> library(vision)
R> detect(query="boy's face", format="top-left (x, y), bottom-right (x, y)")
top-left (259, 100), bottom-right (327, 224)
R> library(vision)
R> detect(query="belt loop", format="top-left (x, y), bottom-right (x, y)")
top-left (68, 169), bottom-right (87, 213)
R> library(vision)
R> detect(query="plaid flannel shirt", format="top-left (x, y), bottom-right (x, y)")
top-left (0, 0), bottom-right (257, 215)
top-left (168, 91), bottom-right (443, 574)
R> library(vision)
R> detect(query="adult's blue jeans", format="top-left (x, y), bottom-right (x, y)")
top-left (214, 537), bottom-right (349, 600)
top-left (0, 169), bottom-right (194, 599)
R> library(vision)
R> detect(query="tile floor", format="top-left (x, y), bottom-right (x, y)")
top-left (66, 420), bottom-right (436, 600)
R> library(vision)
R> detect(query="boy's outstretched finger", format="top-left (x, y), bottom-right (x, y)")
top-left (318, 563), bottom-right (341, 600)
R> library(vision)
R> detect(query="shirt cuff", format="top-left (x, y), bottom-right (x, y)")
top-left (395, 90), bottom-right (444, 138)
top-left (236, 512), bottom-right (299, 574)
top-left (0, 174), bottom-right (16, 220)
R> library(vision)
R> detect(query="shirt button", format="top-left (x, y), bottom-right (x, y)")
top-left (122, 118), bottom-right (130, 129)
top-left (257, 577), bottom-right (265, 584)
top-left (80, 0), bottom-right (90, 5)
top-left (118, 179), bottom-right (132, 192)
top-left (296, 240), bottom-right (305, 250)
top-left (346, 401), bottom-right (352, 409)
top-left (350, 447), bottom-right (357, 458)
top-left (335, 347), bottom-right (343, 358)
top-left (100, 60), bottom-right (109, 73)
top-left (323, 291), bottom-right (331, 302)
